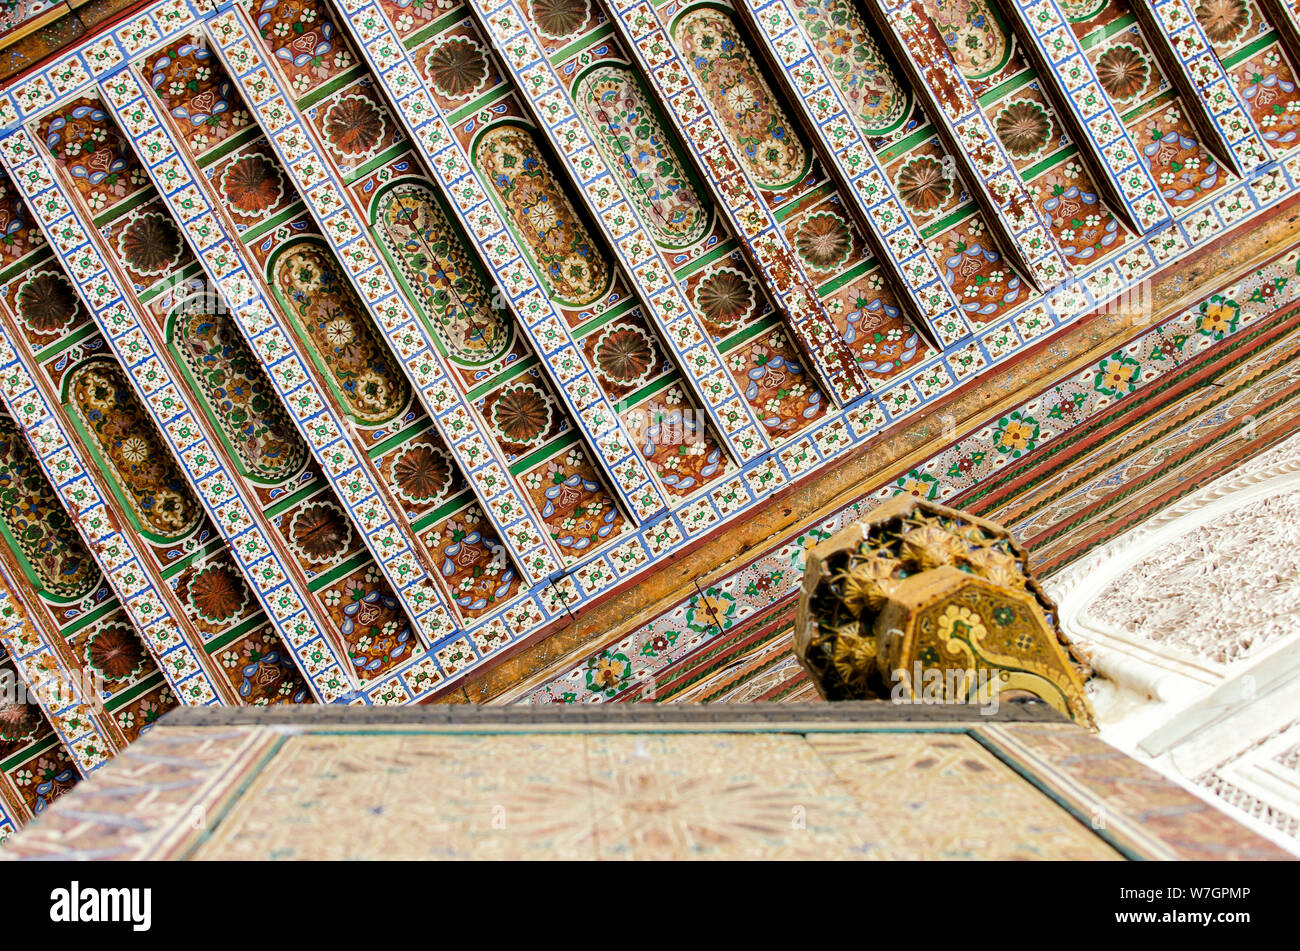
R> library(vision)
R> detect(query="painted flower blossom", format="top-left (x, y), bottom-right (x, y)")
top-left (189, 564), bottom-right (248, 622)
top-left (323, 94), bottom-right (387, 157)
top-left (491, 382), bottom-right (553, 447)
top-left (290, 502), bottom-right (353, 564)
top-left (795, 211), bottom-right (853, 270)
top-left (895, 154), bottom-right (952, 214)
top-left (84, 624), bottom-right (148, 682)
top-left (594, 323), bottom-right (657, 385)
top-left (1194, 0), bottom-right (1249, 44)
top-left (15, 270), bottom-right (80, 334)
top-left (393, 443), bottom-right (452, 503)
top-left (425, 36), bottom-right (489, 100)
top-left (695, 267), bottom-right (754, 329)
top-left (220, 153), bottom-right (285, 216)
top-left (529, 0), bottom-right (591, 39)
top-left (995, 99), bottom-right (1052, 158)
top-left (1096, 44), bottom-right (1149, 102)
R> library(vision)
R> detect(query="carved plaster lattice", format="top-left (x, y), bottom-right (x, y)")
top-left (794, 496), bottom-right (1095, 726)
top-left (1082, 490), bottom-right (1300, 665)
top-left (1048, 428), bottom-right (1300, 854)
top-left (1050, 428), bottom-right (1300, 669)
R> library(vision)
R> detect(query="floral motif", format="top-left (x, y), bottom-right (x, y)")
top-left (936, 603), bottom-right (987, 643)
top-left (995, 99), bottom-right (1053, 158)
top-left (115, 209), bottom-right (185, 278)
top-left (592, 322), bottom-right (659, 388)
top-left (675, 8), bottom-right (811, 191)
top-left (627, 403), bottom-right (726, 494)
top-left (1093, 352), bottom-right (1141, 397)
top-left (490, 381), bottom-right (553, 449)
top-left (322, 93), bottom-right (388, 161)
top-left (828, 284), bottom-right (923, 379)
top-left (725, 329), bottom-right (826, 437)
top-left (15, 749), bottom-right (77, 814)
top-left (528, 0), bottom-right (592, 39)
top-left (115, 687), bottom-right (177, 742)
top-left (188, 562), bottom-right (250, 623)
top-left (895, 470), bottom-right (940, 500)
top-left (1237, 54), bottom-right (1300, 147)
top-left (376, 0), bottom-right (441, 36)
top-left (289, 500), bottom-right (353, 565)
top-left (254, 0), bottom-right (349, 93)
top-left (524, 449), bottom-right (627, 561)
top-left (936, 220), bottom-right (1026, 321)
top-left (1096, 44), bottom-right (1149, 102)
top-left (1141, 114), bottom-right (1220, 207)
top-left (585, 648), bottom-right (631, 697)
top-left (220, 628), bottom-right (309, 704)
top-left (794, 210), bottom-right (853, 271)
top-left (218, 153), bottom-right (286, 218)
top-left (327, 573), bottom-right (413, 677)
top-left (14, 269), bottom-right (81, 335)
top-left (392, 441), bottom-right (455, 507)
top-left (38, 97), bottom-right (147, 212)
top-left (1036, 166), bottom-right (1121, 266)
top-left (425, 35), bottom-right (491, 102)
top-left (432, 509), bottom-right (518, 617)
top-left (83, 623), bottom-right (148, 683)
top-left (577, 64), bottom-right (710, 249)
top-left (272, 240), bottom-right (411, 424)
top-left (687, 589), bottom-right (736, 633)
top-left (1194, 0), bottom-right (1248, 44)
top-left (694, 265), bottom-right (755, 333)
top-left (0, 175), bottom-right (37, 270)
top-left (477, 124), bottom-right (612, 307)
top-left (0, 693), bottom-right (42, 745)
top-left (1197, 296), bottom-right (1240, 339)
top-left (992, 411), bottom-right (1040, 457)
top-left (148, 39), bottom-right (250, 155)
top-left (66, 359), bottom-right (202, 540)
top-left (169, 305), bottom-right (308, 482)
top-left (791, 0), bottom-right (912, 138)
top-left (637, 628), bottom-right (679, 659)
top-left (0, 414), bottom-right (98, 601)
top-left (922, 0), bottom-right (1012, 81)
top-left (373, 182), bottom-right (513, 365)
top-left (895, 153), bottom-right (953, 215)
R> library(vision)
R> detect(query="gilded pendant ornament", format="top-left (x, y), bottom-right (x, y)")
top-left (794, 496), bottom-right (1095, 726)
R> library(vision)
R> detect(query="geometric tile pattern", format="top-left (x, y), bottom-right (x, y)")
top-left (1005, 0), bottom-right (1172, 235)
top-left (524, 240), bottom-right (1300, 705)
top-left (5, 102), bottom-right (356, 704)
top-left (1139, 0), bottom-right (1270, 172)
top-left (101, 52), bottom-right (504, 683)
top-left (2, 703), bottom-right (1289, 859)
top-left (101, 60), bottom-right (458, 645)
top-left (0, 166), bottom-right (233, 714)
top-left (0, 0), bottom-right (1292, 771)
top-left (745, 0), bottom-right (983, 343)
top-left (874, 0), bottom-right (1073, 295)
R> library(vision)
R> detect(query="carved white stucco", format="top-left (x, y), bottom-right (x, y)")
top-left (1047, 429), bottom-right (1300, 855)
